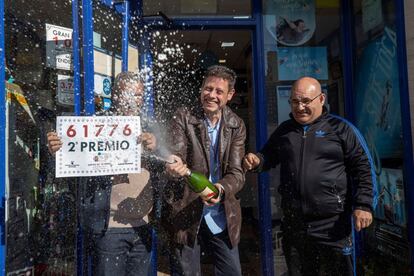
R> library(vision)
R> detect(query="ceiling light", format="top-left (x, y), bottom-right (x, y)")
top-left (221, 42), bottom-right (235, 47)
top-left (219, 59), bottom-right (226, 63)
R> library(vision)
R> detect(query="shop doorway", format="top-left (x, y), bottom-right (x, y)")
top-left (148, 29), bottom-right (261, 275)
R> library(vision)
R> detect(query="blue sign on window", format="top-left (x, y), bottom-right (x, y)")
top-left (277, 47), bottom-right (328, 81)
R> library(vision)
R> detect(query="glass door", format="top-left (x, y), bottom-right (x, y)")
top-left (4, 0), bottom-right (78, 274)
top-left (145, 28), bottom-right (262, 275)
top-left (2, 0), bottom-right (133, 274)
top-left (351, 1), bottom-right (411, 274)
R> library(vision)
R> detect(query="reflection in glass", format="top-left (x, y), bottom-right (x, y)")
top-left (262, 1), bottom-right (344, 274)
top-left (352, 0), bottom-right (410, 274)
top-left (5, 0), bottom-right (75, 274)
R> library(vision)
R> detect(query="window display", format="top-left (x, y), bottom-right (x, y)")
top-left (353, 0), bottom-right (411, 274)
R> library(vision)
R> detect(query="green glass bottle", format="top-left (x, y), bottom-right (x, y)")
top-left (185, 170), bottom-right (219, 199)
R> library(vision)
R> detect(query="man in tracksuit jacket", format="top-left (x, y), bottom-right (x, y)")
top-left (243, 77), bottom-right (374, 276)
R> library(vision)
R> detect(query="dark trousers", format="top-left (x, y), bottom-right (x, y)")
top-left (92, 226), bottom-right (152, 276)
top-left (169, 219), bottom-right (242, 276)
top-left (282, 226), bottom-right (353, 276)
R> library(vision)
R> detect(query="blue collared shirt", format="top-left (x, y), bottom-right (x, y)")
top-left (202, 118), bottom-right (227, 234)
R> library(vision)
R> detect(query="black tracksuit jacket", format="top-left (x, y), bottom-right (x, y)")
top-left (257, 111), bottom-right (374, 226)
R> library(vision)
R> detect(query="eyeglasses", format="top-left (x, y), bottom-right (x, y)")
top-left (288, 93), bottom-right (322, 106)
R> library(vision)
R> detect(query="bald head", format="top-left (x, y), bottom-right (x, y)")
top-left (290, 77), bottom-right (325, 125)
top-left (292, 77), bottom-right (321, 96)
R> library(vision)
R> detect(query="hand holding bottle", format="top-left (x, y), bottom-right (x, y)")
top-left (166, 155), bottom-right (188, 177)
top-left (166, 155), bottom-right (223, 204)
top-left (200, 183), bottom-right (224, 206)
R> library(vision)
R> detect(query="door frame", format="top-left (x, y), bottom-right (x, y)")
top-left (0, 0), bottom-right (6, 272)
top-left (393, 0), bottom-right (414, 270)
top-left (138, 1), bottom-right (274, 275)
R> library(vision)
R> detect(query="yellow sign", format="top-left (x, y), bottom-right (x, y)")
top-left (6, 82), bottom-right (36, 123)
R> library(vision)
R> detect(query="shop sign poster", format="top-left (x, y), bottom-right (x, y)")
top-left (94, 74), bottom-right (112, 98)
top-left (355, 27), bottom-right (402, 159)
top-left (362, 0), bottom-right (383, 33)
top-left (103, 98), bottom-right (112, 111)
top-left (57, 75), bottom-right (74, 106)
top-left (278, 47), bottom-right (328, 81)
top-left (56, 116), bottom-right (141, 177)
top-left (272, 0), bottom-right (315, 46)
top-left (46, 23), bottom-right (73, 70)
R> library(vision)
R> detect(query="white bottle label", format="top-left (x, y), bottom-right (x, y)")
top-left (199, 186), bottom-right (216, 198)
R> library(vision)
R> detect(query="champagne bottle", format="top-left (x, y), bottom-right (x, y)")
top-left (185, 170), bottom-right (219, 199)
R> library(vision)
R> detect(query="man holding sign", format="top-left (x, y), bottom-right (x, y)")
top-left (47, 72), bottom-right (157, 276)
top-left (54, 115), bottom-right (142, 177)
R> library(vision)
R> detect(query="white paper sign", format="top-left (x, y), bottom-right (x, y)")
top-left (94, 74), bottom-right (112, 98)
top-left (57, 75), bottom-right (74, 105)
top-left (46, 23), bottom-right (73, 70)
top-left (56, 116), bottom-right (141, 177)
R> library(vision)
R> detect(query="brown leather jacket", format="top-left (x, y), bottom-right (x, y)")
top-left (161, 105), bottom-right (246, 248)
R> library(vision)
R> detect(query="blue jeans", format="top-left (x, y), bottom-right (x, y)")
top-left (92, 226), bottom-right (152, 276)
top-left (169, 219), bottom-right (241, 276)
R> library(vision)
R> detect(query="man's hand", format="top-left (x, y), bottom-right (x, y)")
top-left (138, 132), bottom-right (157, 152)
top-left (242, 153), bottom-right (261, 171)
top-left (201, 184), bottom-right (224, 206)
top-left (47, 132), bottom-right (62, 156)
top-left (166, 155), bottom-right (188, 177)
top-left (353, 209), bottom-right (373, 231)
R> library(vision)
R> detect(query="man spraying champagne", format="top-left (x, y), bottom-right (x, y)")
top-left (163, 65), bottom-right (246, 276)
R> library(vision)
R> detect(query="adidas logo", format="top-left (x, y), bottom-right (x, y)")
top-left (315, 130), bottom-right (326, 137)
top-left (342, 246), bottom-right (353, 255)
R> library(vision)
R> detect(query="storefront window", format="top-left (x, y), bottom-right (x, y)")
top-left (352, 0), bottom-right (410, 274)
top-left (5, 0), bottom-right (76, 274)
top-left (4, 0), bottom-right (132, 274)
top-left (93, 1), bottom-right (123, 112)
top-left (262, 1), bottom-right (345, 273)
top-left (93, 1), bottom-right (140, 112)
